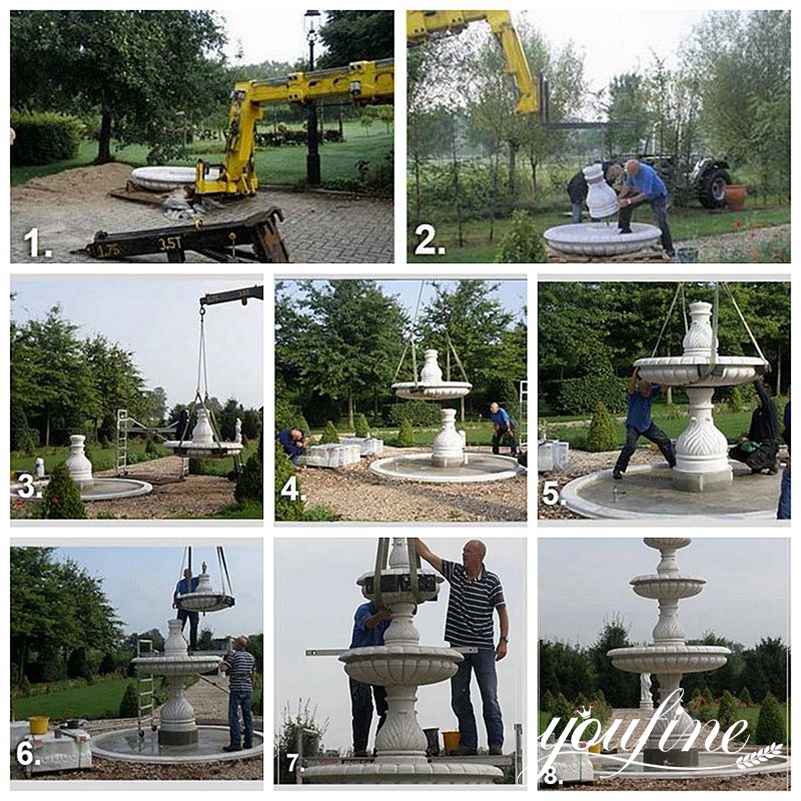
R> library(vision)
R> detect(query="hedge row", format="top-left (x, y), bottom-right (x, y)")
top-left (557, 374), bottom-right (627, 416)
top-left (386, 400), bottom-right (443, 427)
top-left (11, 111), bottom-right (83, 166)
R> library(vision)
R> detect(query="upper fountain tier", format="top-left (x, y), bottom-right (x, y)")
top-left (392, 349), bottom-right (472, 401)
top-left (635, 301), bottom-right (767, 387)
top-left (357, 538), bottom-right (443, 606)
top-left (631, 537), bottom-right (704, 600)
top-left (163, 407), bottom-right (243, 457)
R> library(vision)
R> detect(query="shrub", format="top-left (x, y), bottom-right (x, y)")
top-left (549, 692), bottom-right (574, 739)
top-left (145, 437), bottom-right (159, 457)
top-left (235, 453), bottom-right (263, 504)
top-left (11, 111), bottom-right (83, 165)
top-left (189, 458), bottom-right (215, 475)
top-left (495, 210), bottom-right (547, 263)
top-left (738, 686), bottom-right (753, 707)
top-left (41, 464), bottom-right (86, 519)
top-left (541, 689), bottom-right (555, 714)
top-left (319, 420), bottom-right (340, 445)
top-left (396, 418), bottom-right (415, 447)
top-left (386, 400), bottom-right (441, 427)
top-left (275, 398), bottom-right (309, 433)
top-left (354, 413), bottom-right (370, 438)
top-left (557, 373), bottom-right (627, 416)
top-left (754, 692), bottom-right (786, 745)
top-left (702, 686), bottom-right (714, 704)
top-left (119, 683), bottom-right (140, 718)
top-left (717, 690), bottom-right (739, 731)
top-left (275, 441), bottom-right (304, 522)
top-left (587, 401), bottom-right (618, 452)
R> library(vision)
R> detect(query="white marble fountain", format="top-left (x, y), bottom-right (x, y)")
top-left (544, 163), bottom-right (661, 257)
top-left (303, 538), bottom-right (502, 784)
top-left (607, 538), bottom-right (730, 767)
top-left (635, 301), bottom-right (767, 492)
top-left (163, 407), bottom-right (243, 458)
top-left (369, 349), bottom-right (521, 483)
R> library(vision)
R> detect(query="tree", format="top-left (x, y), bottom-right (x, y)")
top-left (11, 10), bottom-right (228, 163)
top-left (197, 628), bottom-right (214, 651)
top-left (316, 11), bottom-right (393, 68)
top-left (119, 683), bottom-right (139, 718)
top-left (588, 401), bottom-right (618, 452)
top-left (717, 690), bottom-right (738, 732)
top-left (738, 686), bottom-right (753, 707)
top-left (597, 72), bottom-right (652, 156)
top-left (588, 617), bottom-right (638, 707)
top-left (276, 699), bottom-right (328, 783)
top-left (753, 692), bottom-right (786, 745)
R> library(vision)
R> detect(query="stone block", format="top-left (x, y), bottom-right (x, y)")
top-left (341, 437), bottom-right (384, 457)
top-left (303, 444), bottom-right (361, 468)
top-left (538, 440), bottom-right (569, 472)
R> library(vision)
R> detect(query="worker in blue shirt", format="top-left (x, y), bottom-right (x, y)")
top-left (277, 427), bottom-right (306, 465)
top-left (613, 369), bottom-right (676, 480)
top-left (489, 402), bottom-right (518, 458)
top-left (173, 568), bottom-right (200, 650)
top-left (617, 160), bottom-right (675, 258)
top-left (349, 600), bottom-right (392, 756)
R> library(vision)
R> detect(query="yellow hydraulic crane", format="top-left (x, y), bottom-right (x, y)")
top-left (406, 10), bottom-right (540, 116)
top-left (195, 58), bottom-right (394, 196)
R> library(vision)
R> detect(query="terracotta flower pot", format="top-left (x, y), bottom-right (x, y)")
top-left (725, 184), bottom-right (747, 212)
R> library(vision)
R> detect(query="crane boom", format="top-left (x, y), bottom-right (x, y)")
top-left (200, 285), bottom-right (264, 307)
top-left (195, 59), bottom-right (394, 196)
top-left (406, 10), bottom-right (538, 115)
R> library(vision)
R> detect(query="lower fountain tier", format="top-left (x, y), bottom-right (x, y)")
top-left (369, 453), bottom-right (520, 483)
top-left (607, 644), bottom-right (730, 674)
top-left (302, 760), bottom-right (503, 784)
top-left (543, 222), bottom-right (661, 256)
top-left (341, 645), bottom-right (462, 687)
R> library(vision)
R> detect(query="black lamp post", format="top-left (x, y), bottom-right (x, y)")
top-left (304, 10), bottom-right (322, 186)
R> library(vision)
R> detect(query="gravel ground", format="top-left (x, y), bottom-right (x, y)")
top-left (568, 772), bottom-right (789, 791)
top-left (538, 447), bottom-right (664, 519)
top-left (296, 446), bottom-right (527, 522)
top-left (678, 223), bottom-right (790, 261)
top-left (10, 456), bottom-right (246, 520)
top-left (11, 163), bottom-right (393, 263)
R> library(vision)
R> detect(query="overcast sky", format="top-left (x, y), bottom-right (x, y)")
top-left (275, 537), bottom-right (527, 753)
top-left (278, 279), bottom-right (527, 323)
top-left (27, 541), bottom-right (264, 638)
top-left (539, 538), bottom-right (790, 648)
top-left (11, 275), bottom-right (263, 410)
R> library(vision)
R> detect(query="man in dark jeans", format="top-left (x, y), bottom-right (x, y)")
top-left (613, 369), bottom-right (676, 480)
top-left (349, 598), bottom-right (392, 756)
top-left (415, 538), bottom-right (508, 756)
top-left (173, 568), bottom-right (199, 650)
top-left (221, 635), bottom-right (256, 752)
top-left (489, 402), bottom-right (518, 457)
top-left (617, 159), bottom-right (675, 257)
top-left (729, 377), bottom-right (779, 473)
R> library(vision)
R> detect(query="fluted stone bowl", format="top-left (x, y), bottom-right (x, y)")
top-left (303, 761), bottom-right (503, 784)
top-left (392, 381), bottom-right (471, 401)
top-left (607, 644), bottom-right (730, 675)
top-left (635, 356), bottom-right (767, 387)
top-left (544, 222), bottom-right (660, 256)
top-left (132, 654), bottom-right (221, 677)
top-left (130, 166), bottom-right (198, 191)
top-left (630, 575), bottom-right (705, 600)
top-left (341, 645), bottom-right (462, 687)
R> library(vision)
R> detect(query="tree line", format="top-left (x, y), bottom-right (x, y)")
top-left (275, 279), bottom-right (527, 430)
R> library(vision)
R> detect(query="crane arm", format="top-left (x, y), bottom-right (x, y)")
top-left (406, 10), bottom-right (538, 115)
top-left (195, 59), bottom-right (394, 196)
top-left (199, 285), bottom-right (264, 307)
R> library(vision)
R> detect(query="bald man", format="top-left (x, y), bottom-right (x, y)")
top-left (617, 159), bottom-right (675, 258)
top-left (414, 538), bottom-right (508, 756)
top-left (221, 635), bottom-right (256, 752)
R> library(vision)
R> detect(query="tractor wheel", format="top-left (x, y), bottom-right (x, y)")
top-left (698, 168), bottom-right (730, 209)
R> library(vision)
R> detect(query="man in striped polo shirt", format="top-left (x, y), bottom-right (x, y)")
top-left (415, 538), bottom-right (509, 756)
top-left (221, 635), bottom-right (257, 752)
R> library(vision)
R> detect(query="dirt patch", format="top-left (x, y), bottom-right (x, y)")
top-left (293, 446), bottom-right (527, 523)
top-left (11, 163), bottom-right (133, 203)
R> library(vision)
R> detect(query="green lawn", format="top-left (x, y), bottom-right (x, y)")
top-left (12, 125), bottom-right (393, 189)
top-left (543, 407), bottom-right (758, 451)
top-left (11, 440), bottom-right (169, 475)
top-left (408, 203), bottom-right (790, 263)
top-left (13, 677), bottom-right (133, 721)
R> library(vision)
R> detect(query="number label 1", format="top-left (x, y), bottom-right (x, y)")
top-left (414, 223), bottom-right (445, 256)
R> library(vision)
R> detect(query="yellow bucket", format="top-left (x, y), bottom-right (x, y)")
top-left (589, 741), bottom-right (602, 754)
top-left (442, 730), bottom-right (461, 754)
top-left (29, 716), bottom-right (49, 735)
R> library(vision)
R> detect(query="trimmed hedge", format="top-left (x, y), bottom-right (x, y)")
top-left (386, 400), bottom-right (442, 427)
top-left (557, 373), bottom-right (627, 416)
top-left (11, 111), bottom-right (83, 165)
top-left (588, 401), bottom-right (618, 452)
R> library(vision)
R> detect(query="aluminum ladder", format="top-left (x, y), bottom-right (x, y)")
top-left (116, 409), bottom-right (129, 476)
top-left (136, 637), bottom-right (155, 735)
top-left (518, 380), bottom-right (528, 449)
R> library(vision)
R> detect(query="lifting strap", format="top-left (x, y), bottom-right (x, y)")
top-left (393, 281), bottom-right (427, 385)
top-left (721, 282), bottom-right (769, 364)
top-left (373, 538), bottom-right (389, 607)
top-left (650, 282), bottom-right (684, 358)
top-left (217, 546), bottom-right (234, 595)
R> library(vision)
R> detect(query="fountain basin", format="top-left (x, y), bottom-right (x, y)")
top-left (607, 644), bottom-right (730, 675)
top-left (91, 725), bottom-right (263, 764)
top-left (393, 383), bottom-right (471, 401)
top-left (544, 222), bottom-right (661, 256)
top-left (129, 167), bottom-right (203, 192)
top-left (10, 476), bottom-right (153, 502)
top-left (341, 645), bottom-right (462, 687)
top-left (162, 441), bottom-right (243, 457)
top-left (630, 576), bottom-right (705, 600)
top-left (303, 762), bottom-right (502, 784)
top-left (132, 655), bottom-right (221, 676)
top-left (635, 356), bottom-right (766, 387)
top-left (370, 453), bottom-right (520, 484)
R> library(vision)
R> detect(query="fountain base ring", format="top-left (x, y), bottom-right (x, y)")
top-left (369, 453), bottom-right (520, 484)
top-left (303, 761), bottom-right (503, 784)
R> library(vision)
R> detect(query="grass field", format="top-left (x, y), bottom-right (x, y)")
top-left (409, 203), bottom-right (791, 263)
top-left (13, 677), bottom-right (133, 721)
top-left (11, 123), bottom-right (393, 190)
top-left (541, 404), bottom-right (774, 451)
top-left (11, 440), bottom-right (169, 475)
